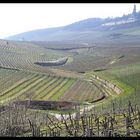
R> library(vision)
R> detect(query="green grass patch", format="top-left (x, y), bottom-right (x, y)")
top-left (85, 63), bottom-right (139, 111)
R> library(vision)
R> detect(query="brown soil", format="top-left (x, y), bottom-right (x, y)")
top-left (13, 100), bottom-right (81, 111)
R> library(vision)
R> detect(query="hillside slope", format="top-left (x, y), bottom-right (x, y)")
top-left (5, 15), bottom-right (140, 44)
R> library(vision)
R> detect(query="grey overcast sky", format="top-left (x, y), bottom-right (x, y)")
top-left (0, 3), bottom-right (139, 39)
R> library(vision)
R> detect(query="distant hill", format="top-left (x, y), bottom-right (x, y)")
top-left (6, 11), bottom-right (140, 44)
top-left (5, 18), bottom-right (104, 41)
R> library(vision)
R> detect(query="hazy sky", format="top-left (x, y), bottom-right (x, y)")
top-left (0, 3), bottom-right (140, 39)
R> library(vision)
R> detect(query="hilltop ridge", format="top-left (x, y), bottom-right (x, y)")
top-left (6, 5), bottom-right (140, 44)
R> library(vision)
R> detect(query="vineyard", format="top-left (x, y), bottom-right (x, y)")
top-left (0, 67), bottom-right (106, 106)
top-left (0, 40), bottom-right (69, 74)
top-left (53, 46), bottom-right (140, 72)
top-left (0, 39), bottom-right (118, 107)
top-left (37, 101), bottom-right (140, 137)
top-left (0, 39), bottom-right (139, 109)
top-left (0, 39), bottom-right (139, 137)
top-left (0, 100), bottom-right (140, 137)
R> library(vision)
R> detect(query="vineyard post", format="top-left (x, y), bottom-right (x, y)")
top-left (104, 116), bottom-right (109, 136)
top-left (88, 116), bottom-right (91, 130)
top-left (126, 116), bottom-right (130, 137)
top-left (61, 113), bottom-right (73, 136)
top-left (74, 111), bottom-right (80, 131)
top-left (74, 129), bottom-right (78, 137)
top-left (90, 114), bottom-right (93, 128)
top-left (81, 115), bottom-right (86, 136)
top-left (112, 101), bottom-right (115, 121)
top-left (96, 117), bottom-right (100, 137)
top-left (129, 101), bottom-right (135, 117)
top-left (137, 107), bottom-right (140, 124)
top-left (110, 116), bottom-right (114, 137)
top-left (68, 112), bottom-right (74, 129)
